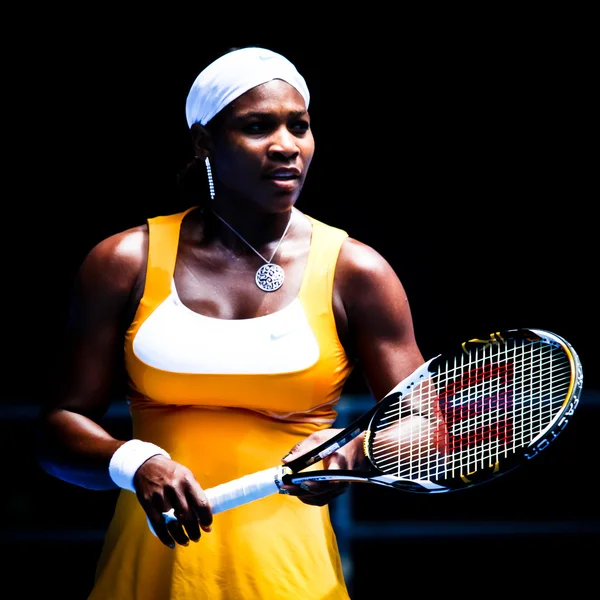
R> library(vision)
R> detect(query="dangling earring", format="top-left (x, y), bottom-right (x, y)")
top-left (205, 157), bottom-right (215, 200)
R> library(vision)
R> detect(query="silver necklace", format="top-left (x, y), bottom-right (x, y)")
top-left (212, 210), bottom-right (292, 292)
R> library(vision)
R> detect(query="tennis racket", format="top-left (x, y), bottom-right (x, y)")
top-left (161, 327), bottom-right (583, 525)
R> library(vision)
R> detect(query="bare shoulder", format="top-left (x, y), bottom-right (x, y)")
top-left (77, 224), bottom-right (148, 299)
top-left (336, 237), bottom-right (407, 302)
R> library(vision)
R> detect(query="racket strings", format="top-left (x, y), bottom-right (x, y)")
top-left (370, 385), bottom-right (441, 480)
top-left (369, 338), bottom-right (573, 481)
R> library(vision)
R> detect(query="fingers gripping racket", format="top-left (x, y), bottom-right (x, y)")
top-left (160, 328), bottom-right (583, 527)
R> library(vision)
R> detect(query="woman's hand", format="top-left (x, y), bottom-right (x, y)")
top-left (134, 455), bottom-right (213, 548)
top-left (279, 428), bottom-right (366, 506)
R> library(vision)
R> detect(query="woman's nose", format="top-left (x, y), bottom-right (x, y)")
top-left (268, 127), bottom-right (299, 156)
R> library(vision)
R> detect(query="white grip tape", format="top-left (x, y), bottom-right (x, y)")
top-left (148, 466), bottom-right (288, 536)
top-left (109, 439), bottom-right (170, 493)
top-left (206, 466), bottom-right (283, 514)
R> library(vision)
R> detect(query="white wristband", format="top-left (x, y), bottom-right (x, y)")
top-left (108, 439), bottom-right (171, 493)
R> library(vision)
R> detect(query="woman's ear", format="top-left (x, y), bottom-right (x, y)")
top-left (190, 123), bottom-right (214, 159)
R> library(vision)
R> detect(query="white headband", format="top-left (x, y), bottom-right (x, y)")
top-left (185, 47), bottom-right (310, 128)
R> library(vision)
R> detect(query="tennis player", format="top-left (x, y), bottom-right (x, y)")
top-left (37, 46), bottom-right (433, 599)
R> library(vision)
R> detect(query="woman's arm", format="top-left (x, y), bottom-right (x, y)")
top-left (37, 226), bottom-right (213, 547)
top-left (37, 227), bottom-right (148, 489)
top-left (334, 237), bottom-right (426, 401)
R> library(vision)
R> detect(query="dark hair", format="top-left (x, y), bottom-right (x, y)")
top-left (175, 109), bottom-right (226, 211)
top-left (176, 155), bottom-right (210, 210)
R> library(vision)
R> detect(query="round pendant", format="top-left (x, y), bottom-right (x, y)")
top-left (255, 263), bottom-right (284, 292)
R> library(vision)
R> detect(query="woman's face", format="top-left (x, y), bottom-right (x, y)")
top-left (210, 79), bottom-right (315, 214)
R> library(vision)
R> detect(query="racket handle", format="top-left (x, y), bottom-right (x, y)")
top-left (206, 465), bottom-right (287, 514)
top-left (148, 465), bottom-right (288, 536)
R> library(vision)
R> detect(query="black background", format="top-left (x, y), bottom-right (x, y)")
top-left (3, 12), bottom-right (597, 599)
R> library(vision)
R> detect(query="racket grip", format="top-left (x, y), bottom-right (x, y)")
top-left (206, 465), bottom-right (288, 514)
top-left (147, 465), bottom-right (289, 537)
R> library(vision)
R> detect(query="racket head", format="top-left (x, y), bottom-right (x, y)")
top-left (363, 328), bottom-right (583, 493)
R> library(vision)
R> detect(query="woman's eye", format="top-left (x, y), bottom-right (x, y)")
top-left (244, 122), bottom-right (266, 133)
top-left (242, 120), bottom-right (309, 135)
top-left (291, 121), bottom-right (309, 133)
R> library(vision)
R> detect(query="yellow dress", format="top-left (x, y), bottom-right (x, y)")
top-left (89, 208), bottom-right (354, 599)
